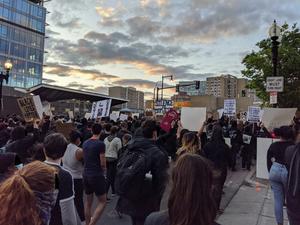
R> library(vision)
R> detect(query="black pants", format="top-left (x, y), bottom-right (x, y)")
top-left (106, 160), bottom-right (117, 194)
top-left (231, 144), bottom-right (240, 170)
top-left (242, 146), bottom-right (252, 170)
top-left (288, 211), bottom-right (300, 225)
top-left (74, 179), bottom-right (85, 222)
top-left (213, 166), bottom-right (228, 210)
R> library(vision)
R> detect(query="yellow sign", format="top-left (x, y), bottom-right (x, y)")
top-left (173, 102), bottom-right (192, 108)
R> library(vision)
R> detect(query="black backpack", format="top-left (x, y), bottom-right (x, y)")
top-left (115, 146), bottom-right (150, 200)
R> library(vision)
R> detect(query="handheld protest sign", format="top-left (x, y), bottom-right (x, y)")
top-left (160, 109), bottom-right (179, 132)
top-left (181, 107), bottom-right (206, 131)
top-left (261, 108), bottom-right (297, 130)
top-left (17, 96), bottom-right (43, 122)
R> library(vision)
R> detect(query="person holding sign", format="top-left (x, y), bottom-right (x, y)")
top-left (203, 125), bottom-right (231, 213)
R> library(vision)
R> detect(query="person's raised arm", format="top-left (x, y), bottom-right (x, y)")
top-left (176, 120), bottom-right (183, 139)
top-left (198, 121), bottom-right (207, 137)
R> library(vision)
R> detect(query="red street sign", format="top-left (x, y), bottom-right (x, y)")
top-left (270, 92), bottom-right (278, 104)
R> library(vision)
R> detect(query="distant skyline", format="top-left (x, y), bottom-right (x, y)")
top-left (43, 0), bottom-right (300, 99)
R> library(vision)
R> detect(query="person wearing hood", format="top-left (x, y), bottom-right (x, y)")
top-left (6, 126), bottom-right (40, 164)
top-left (0, 152), bottom-right (21, 183)
top-left (104, 126), bottom-right (122, 197)
top-left (116, 119), bottom-right (169, 225)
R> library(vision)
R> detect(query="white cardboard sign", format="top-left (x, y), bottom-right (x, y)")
top-left (17, 95), bottom-right (43, 121)
top-left (261, 108), bottom-right (297, 130)
top-left (224, 99), bottom-right (236, 116)
top-left (42, 101), bottom-right (53, 117)
top-left (90, 99), bottom-right (112, 119)
top-left (181, 107), bottom-right (206, 131)
top-left (256, 138), bottom-right (279, 179)
top-left (247, 106), bottom-right (261, 122)
top-left (84, 113), bottom-right (91, 120)
top-left (119, 114), bottom-right (128, 121)
top-left (217, 108), bottom-right (224, 119)
top-left (132, 113), bottom-right (139, 118)
top-left (110, 111), bottom-right (120, 122)
top-left (68, 111), bottom-right (74, 119)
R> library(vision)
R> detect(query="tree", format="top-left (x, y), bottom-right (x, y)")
top-left (242, 23), bottom-right (300, 109)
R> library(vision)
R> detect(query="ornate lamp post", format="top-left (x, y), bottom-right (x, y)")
top-left (0, 60), bottom-right (13, 113)
top-left (269, 20), bottom-right (282, 77)
top-left (268, 20), bottom-right (282, 107)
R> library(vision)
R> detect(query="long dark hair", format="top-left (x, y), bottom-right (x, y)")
top-left (168, 154), bottom-right (217, 225)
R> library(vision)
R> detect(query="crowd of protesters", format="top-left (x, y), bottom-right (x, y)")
top-left (0, 112), bottom-right (299, 225)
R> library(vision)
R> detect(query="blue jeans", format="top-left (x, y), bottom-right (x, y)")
top-left (269, 162), bottom-right (288, 224)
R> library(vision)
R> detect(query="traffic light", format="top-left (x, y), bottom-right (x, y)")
top-left (176, 84), bottom-right (180, 92)
top-left (242, 90), bottom-right (246, 97)
top-left (195, 81), bottom-right (200, 89)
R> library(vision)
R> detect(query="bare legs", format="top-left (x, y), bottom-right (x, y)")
top-left (85, 194), bottom-right (106, 225)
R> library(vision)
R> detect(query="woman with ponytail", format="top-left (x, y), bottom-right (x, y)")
top-left (0, 161), bottom-right (57, 225)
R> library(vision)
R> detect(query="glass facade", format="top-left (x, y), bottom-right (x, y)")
top-left (0, 0), bottom-right (45, 88)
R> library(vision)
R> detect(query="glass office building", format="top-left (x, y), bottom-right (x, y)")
top-left (0, 0), bottom-right (46, 88)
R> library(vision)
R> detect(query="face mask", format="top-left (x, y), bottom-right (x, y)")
top-left (34, 190), bottom-right (58, 225)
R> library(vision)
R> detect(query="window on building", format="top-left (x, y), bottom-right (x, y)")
top-left (0, 6), bottom-right (9, 19)
top-left (0, 24), bottom-right (7, 38)
top-left (0, 0), bottom-right (10, 6)
top-left (0, 38), bottom-right (8, 54)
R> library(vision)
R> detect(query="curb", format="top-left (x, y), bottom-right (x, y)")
top-left (243, 168), bottom-right (268, 188)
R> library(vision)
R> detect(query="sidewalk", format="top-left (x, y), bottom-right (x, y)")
top-left (217, 182), bottom-right (289, 225)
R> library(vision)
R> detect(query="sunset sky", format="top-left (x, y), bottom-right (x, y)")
top-left (43, 0), bottom-right (300, 99)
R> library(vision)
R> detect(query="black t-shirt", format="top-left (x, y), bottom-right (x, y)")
top-left (83, 139), bottom-right (105, 176)
top-left (267, 141), bottom-right (294, 171)
top-left (45, 162), bottom-right (74, 225)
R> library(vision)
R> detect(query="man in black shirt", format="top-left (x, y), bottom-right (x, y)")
top-left (44, 133), bottom-right (79, 225)
top-left (83, 123), bottom-right (107, 225)
top-left (116, 120), bottom-right (169, 225)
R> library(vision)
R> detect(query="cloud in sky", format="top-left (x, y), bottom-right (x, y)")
top-left (44, 63), bottom-right (118, 81)
top-left (44, 0), bottom-right (300, 98)
top-left (112, 79), bottom-right (157, 89)
top-left (42, 78), bottom-right (56, 84)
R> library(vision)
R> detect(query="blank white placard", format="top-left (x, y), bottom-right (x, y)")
top-left (181, 107), bottom-right (206, 131)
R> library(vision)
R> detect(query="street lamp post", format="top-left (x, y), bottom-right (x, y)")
top-left (0, 60), bottom-right (13, 113)
top-left (269, 20), bottom-right (282, 107)
top-left (161, 75), bottom-right (173, 112)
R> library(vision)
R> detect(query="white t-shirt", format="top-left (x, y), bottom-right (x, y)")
top-left (62, 143), bottom-right (84, 179)
top-left (104, 136), bottom-right (122, 159)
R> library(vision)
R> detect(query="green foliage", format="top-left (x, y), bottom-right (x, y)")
top-left (242, 23), bottom-right (300, 109)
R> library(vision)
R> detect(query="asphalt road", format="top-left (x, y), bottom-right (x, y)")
top-left (94, 159), bottom-right (251, 225)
